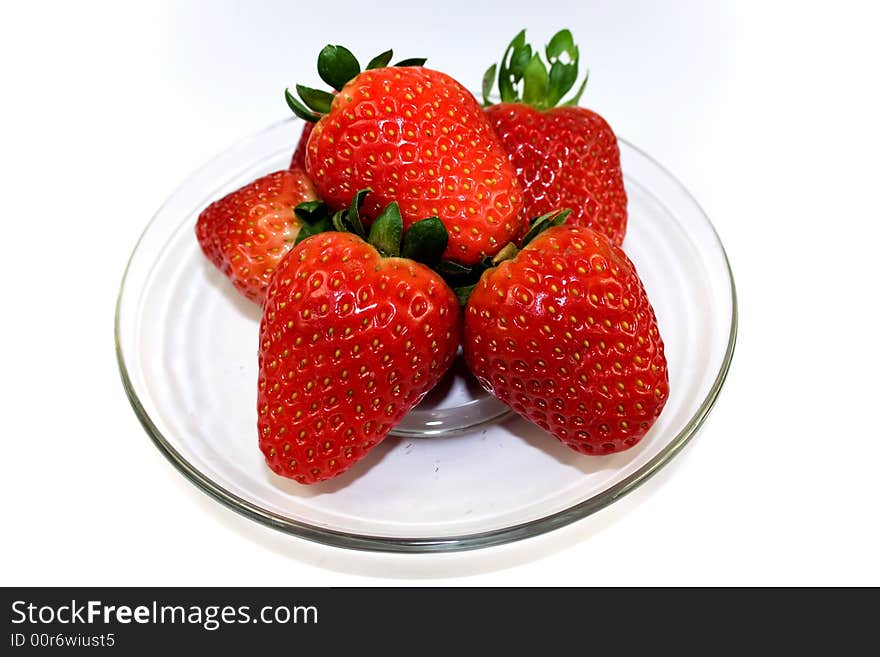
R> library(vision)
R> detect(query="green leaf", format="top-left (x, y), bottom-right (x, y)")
top-left (366, 49), bottom-right (393, 70)
top-left (482, 63), bottom-right (497, 106)
top-left (294, 227), bottom-right (316, 246)
top-left (331, 209), bottom-right (349, 233)
top-left (550, 208), bottom-right (571, 227)
top-left (489, 242), bottom-right (520, 266)
top-left (394, 57), bottom-right (427, 67)
top-left (479, 254), bottom-right (497, 269)
top-left (367, 202), bottom-right (404, 257)
top-left (546, 30), bottom-right (586, 107)
top-left (295, 84), bottom-right (334, 114)
top-left (346, 188), bottom-right (370, 238)
top-left (317, 44), bottom-right (361, 91)
top-left (563, 69), bottom-right (589, 106)
top-left (521, 53), bottom-right (550, 108)
top-left (285, 88), bottom-right (319, 122)
top-left (434, 260), bottom-right (473, 276)
top-left (433, 257), bottom-right (487, 290)
top-left (490, 28), bottom-right (588, 109)
top-left (547, 61), bottom-right (578, 107)
top-left (521, 208), bottom-right (571, 246)
top-left (454, 284), bottom-right (477, 306)
top-left (519, 218), bottom-right (546, 247)
top-left (294, 199), bottom-right (328, 224)
top-left (293, 199), bottom-right (334, 243)
top-left (401, 217), bottom-right (448, 264)
top-left (498, 29), bottom-right (526, 103)
top-left (294, 214), bottom-right (333, 245)
top-left (510, 43), bottom-right (533, 82)
top-left (546, 29), bottom-right (577, 62)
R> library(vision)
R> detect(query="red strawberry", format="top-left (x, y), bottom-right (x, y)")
top-left (289, 121), bottom-right (315, 170)
top-left (463, 223), bottom-right (668, 454)
top-left (258, 201), bottom-right (460, 484)
top-left (285, 45), bottom-right (525, 266)
top-left (196, 168), bottom-right (318, 304)
top-left (482, 30), bottom-right (627, 245)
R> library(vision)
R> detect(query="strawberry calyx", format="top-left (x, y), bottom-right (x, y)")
top-left (285, 46), bottom-right (427, 122)
top-left (293, 189), bottom-right (448, 265)
top-left (444, 208), bottom-right (571, 305)
top-left (293, 193), bottom-right (568, 304)
top-left (482, 29), bottom-right (588, 109)
top-left (520, 206), bottom-right (571, 246)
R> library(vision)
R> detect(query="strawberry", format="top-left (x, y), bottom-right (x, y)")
top-left (463, 220), bottom-right (668, 454)
top-left (482, 30), bottom-right (628, 245)
top-left (196, 168), bottom-right (318, 304)
top-left (284, 45), bottom-right (525, 266)
top-left (258, 196), bottom-right (460, 483)
top-left (289, 121), bottom-right (315, 170)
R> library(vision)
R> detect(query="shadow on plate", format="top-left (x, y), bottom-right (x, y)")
top-left (177, 423), bottom-right (700, 580)
top-left (167, 335), bottom-right (705, 579)
top-left (262, 438), bottom-right (397, 497)
top-left (498, 413), bottom-right (647, 476)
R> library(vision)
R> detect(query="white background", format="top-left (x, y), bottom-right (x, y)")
top-left (2, 1), bottom-right (878, 585)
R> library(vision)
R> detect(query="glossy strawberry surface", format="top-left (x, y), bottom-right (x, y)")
top-left (196, 168), bottom-right (317, 304)
top-left (485, 103), bottom-right (627, 245)
top-left (464, 225), bottom-right (668, 454)
top-left (305, 67), bottom-right (524, 265)
top-left (258, 232), bottom-right (460, 483)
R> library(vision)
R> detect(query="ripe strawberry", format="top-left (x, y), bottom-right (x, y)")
top-left (482, 30), bottom-right (628, 245)
top-left (258, 199), bottom-right (460, 484)
top-left (285, 45), bottom-right (524, 266)
top-left (196, 168), bottom-right (318, 304)
top-left (288, 121), bottom-right (314, 170)
top-left (463, 223), bottom-right (668, 454)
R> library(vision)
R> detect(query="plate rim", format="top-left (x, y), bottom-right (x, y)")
top-left (114, 118), bottom-right (738, 553)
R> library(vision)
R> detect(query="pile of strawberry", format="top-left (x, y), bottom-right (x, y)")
top-left (196, 30), bottom-right (669, 485)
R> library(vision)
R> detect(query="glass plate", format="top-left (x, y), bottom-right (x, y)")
top-left (115, 117), bottom-right (737, 552)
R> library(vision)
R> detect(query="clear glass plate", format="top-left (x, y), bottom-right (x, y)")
top-left (115, 117), bottom-right (737, 552)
